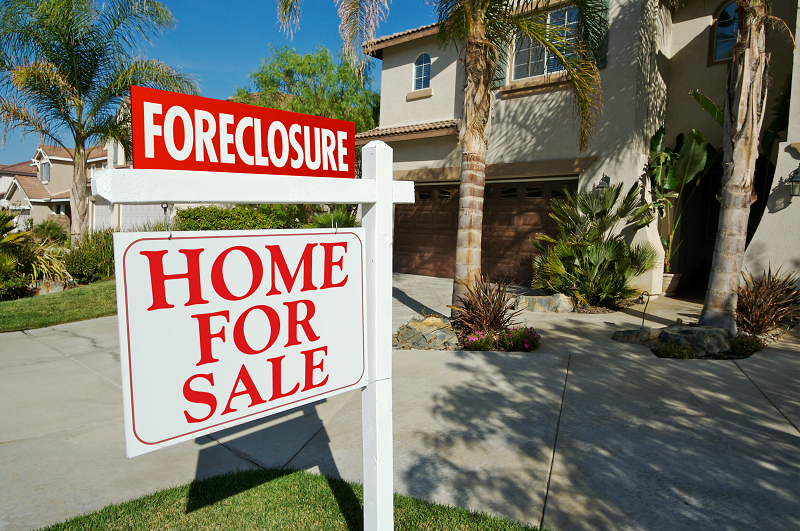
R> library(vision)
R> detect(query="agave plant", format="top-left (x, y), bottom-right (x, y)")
top-left (531, 182), bottom-right (657, 307)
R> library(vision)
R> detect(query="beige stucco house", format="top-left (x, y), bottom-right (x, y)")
top-left (2, 145), bottom-right (107, 230)
top-left (356, 0), bottom-right (797, 294)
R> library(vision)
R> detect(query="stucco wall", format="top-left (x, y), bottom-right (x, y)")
top-left (378, 35), bottom-right (463, 127)
top-left (45, 160), bottom-right (73, 194)
top-left (743, 0), bottom-right (800, 277)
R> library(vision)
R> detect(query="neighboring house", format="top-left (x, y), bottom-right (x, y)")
top-left (2, 145), bottom-right (107, 229)
top-left (356, 0), bottom-right (796, 293)
top-left (0, 161), bottom-right (38, 217)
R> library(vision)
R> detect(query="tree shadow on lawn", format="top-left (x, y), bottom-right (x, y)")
top-left (186, 401), bottom-right (363, 530)
top-left (401, 318), bottom-right (799, 531)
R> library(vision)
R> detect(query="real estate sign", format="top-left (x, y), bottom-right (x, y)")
top-left (114, 229), bottom-right (366, 457)
top-left (130, 85), bottom-right (355, 178)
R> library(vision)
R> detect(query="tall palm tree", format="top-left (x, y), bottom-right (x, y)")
top-left (0, 0), bottom-right (199, 239)
top-left (694, 0), bottom-right (791, 334)
top-left (277, 0), bottom-right (608, 310)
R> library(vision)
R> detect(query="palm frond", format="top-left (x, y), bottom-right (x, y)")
top-left (337, 0), bottom-right (390, 63)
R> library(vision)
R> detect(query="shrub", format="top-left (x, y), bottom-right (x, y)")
top-left (175, 206), bottom-right (276, 231)
top-left (463, 330), bottom-right (495, 351)
top-left (652, 343), bottom-right (694, 359)
top-left (498, 326), bottom-right (541, 352)
top-left (449, 276), bottom-right (521, 339)
top-left (0, 275), bottom-right (34, 301)
top-left (31, 219), bottom-right (68, 244)
top-left (307, 206), bottom-right (359, 228)
top-left (255, 204), bottom-right (319, 229)
top-left (731, 335), bottom-right (765, 356)
top-left (531, 182), bottom-right (657, 307)
top-left (64, 229), bottom-right (114, 284)
top-left (736, 267), bottom-right (800, 335)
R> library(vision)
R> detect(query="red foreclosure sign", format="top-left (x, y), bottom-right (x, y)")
top-left (130, 86), bottom-right (355, 178)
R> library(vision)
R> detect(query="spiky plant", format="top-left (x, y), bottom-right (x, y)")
top-left (448, 275), bottom-right (521, 340)
top-left (736, 267), bottom-right (800, 335)
top-left (531, 182), bottom-right (657, 307)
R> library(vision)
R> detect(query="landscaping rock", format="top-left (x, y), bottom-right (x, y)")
top-left (611, 325), bottom-right (733, 357)
top-left (394, 315), bottom-right (459, 350)
top-left (516, 293), bottom-right (574, 313)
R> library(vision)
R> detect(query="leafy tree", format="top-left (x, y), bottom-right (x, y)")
top-left (233, 45), bottom-right (379, 135)
top-left (0, 0), bottom-right (199, 239)
top-left (276, 0), bottom-right (608, 313)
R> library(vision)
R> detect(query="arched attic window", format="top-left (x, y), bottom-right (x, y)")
top-left (414, 53), bottom-right (431, 90)
top-left (712, 1), bottom-right (738, 62)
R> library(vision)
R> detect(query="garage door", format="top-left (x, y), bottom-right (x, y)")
top-left (393, 179), bottom-right (578, 285)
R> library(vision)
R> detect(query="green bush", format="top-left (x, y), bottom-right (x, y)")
top-left (497, 326), bottom-right (541, 352)
top-left (64, 229), bottom-right (114, 284)
top-left (463, 330), bottom-right (496, 351)
top-left (652, 343), bottom-right (694, 359)
top-left (731, 335), bottom-right (765, 356)
top-left (255, 204), bottom-right (319, 229)
top-left (531, 182), bottom-right (657, 307)
top-left (0, 274), bottom-right (34, 301)
top-left (175, 206), bottom-right (276, 231)
top-left (307, 205), bottom-right (359, 229)
top-left (31, 219), bottom-right (68, 244)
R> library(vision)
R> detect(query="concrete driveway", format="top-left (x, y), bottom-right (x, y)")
top-left (1, 274), bottom-right (798, 531)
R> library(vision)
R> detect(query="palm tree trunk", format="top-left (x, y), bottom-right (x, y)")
top-left (70, 144), bottom-right (89, 239)
top-left (451, 10), bottom-right (495, 312)
top-left (699, 2), bottom-right (768, 334)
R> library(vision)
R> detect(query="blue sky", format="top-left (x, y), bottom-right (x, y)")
top-left (0, 0), bottom-right (436, 165)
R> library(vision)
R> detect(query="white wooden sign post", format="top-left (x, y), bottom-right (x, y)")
top-left (93, 140), bottom-right (411, 531)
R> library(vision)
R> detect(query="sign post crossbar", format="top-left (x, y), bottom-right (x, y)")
top-left (94, 141), bottom-right (412, 531)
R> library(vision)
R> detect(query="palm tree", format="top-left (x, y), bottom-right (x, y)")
top-left (693, 0), bottom-right (790, 334)
top-left (0, 0), bottom-right (199, 239)
top-left (277, 0), bottom-right (608, 311)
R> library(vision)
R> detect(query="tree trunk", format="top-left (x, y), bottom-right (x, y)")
top-left (451, 9), bottom-right (495, 312)
top-left (70, 144), bottom-right (89, 240)
top-left (699, 2), bottom-right (768, 334)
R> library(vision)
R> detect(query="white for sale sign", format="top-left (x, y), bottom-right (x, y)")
top-left (114, 229), bottom-right (366, 457)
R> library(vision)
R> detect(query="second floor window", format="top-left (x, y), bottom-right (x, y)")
top-left (414, 53), bottom-right (431, 90)
top-left (40, 161), bottom-right (50, 183)
top-left (513, 7), bottom-right (579, 81)
top-left (713, 1), bottom-right (738, 62)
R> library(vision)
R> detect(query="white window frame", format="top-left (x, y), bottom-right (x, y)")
top-left (40, 160), bottom-right (51, 184)
top-left (512, 6), bottom-right (579, 82)
top-left (413, 53), bottom-right (431, 91)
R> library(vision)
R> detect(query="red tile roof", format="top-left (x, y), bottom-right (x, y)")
top-left (0, 160), bottom-right (37, 177)
top-left (363, 23), bottom-right (438, 58)
top-left (40, 144), bottom-right (106, 161)
top-left (355, 119), bottom-right (460, 145)
top-left (14, 175), bottom-right (53, 200)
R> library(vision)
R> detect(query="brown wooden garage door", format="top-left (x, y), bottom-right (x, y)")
top-left (393, 179), bottom-right (578, 285)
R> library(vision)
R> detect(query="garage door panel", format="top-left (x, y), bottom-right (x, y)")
top-left (394, 179), bottom-right (577, 283)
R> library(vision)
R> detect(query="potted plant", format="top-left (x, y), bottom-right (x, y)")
top-left (648, 127), bottom-right (714, 296)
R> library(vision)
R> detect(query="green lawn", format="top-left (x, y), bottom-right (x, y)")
top-left (41, 469), bottom-right (540, 531)
top-left (0, 280), bottom-right (117, 333)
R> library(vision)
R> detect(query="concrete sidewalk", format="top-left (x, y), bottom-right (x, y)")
top-left (1, 274), bottom-right (798, 530)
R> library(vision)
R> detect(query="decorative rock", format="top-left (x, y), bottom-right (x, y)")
top-left (394, 315), bottom-right (459, 350)
top-left (611, 325), bottom-right (733, 357)
top-left (516, 293), bottom-right (574, 313)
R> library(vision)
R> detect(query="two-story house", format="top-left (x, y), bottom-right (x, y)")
top-left (355, 0), bottom-right (797, 294)
top-left (2, 145), bottom-right (107, 230)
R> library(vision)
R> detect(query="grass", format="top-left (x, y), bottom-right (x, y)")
top-left (40, 469), bottom-right (540, 531)
top-left (0, 280), bottom-right (116, 333)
